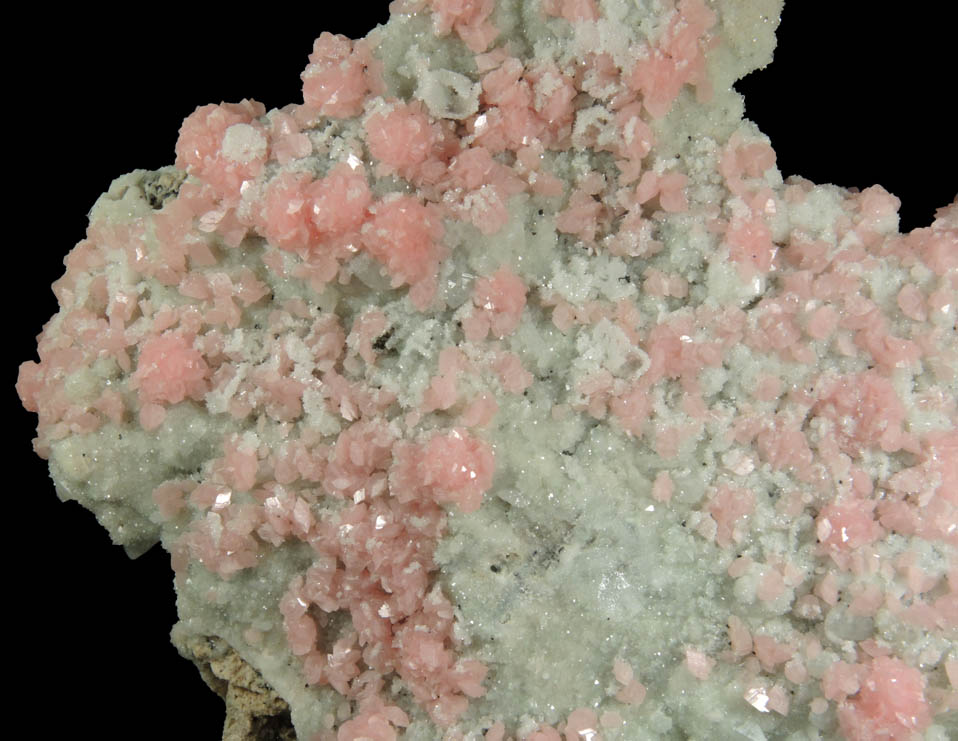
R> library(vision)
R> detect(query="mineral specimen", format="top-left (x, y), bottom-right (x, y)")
top-left (16, 2), bottom-right (958, 740)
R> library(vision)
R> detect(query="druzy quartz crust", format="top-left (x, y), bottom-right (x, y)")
top-left (16, 2), bottom-right (957, 739)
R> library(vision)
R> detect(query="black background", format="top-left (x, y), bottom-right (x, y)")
top-left (10, 3), bottom-right (955, 738)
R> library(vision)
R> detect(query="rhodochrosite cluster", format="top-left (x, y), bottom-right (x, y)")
top-left (16, 1), bottom-right (958, 739)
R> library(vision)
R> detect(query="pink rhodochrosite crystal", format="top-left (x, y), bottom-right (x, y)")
top-left (16, 2), bottom-right (958, 739)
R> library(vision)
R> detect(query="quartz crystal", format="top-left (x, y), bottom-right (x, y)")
top-left (16, 3), bottom-right (957, 740)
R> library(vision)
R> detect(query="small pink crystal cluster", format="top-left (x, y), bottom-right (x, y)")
top-left (16, 1), bottom-right (958, 739)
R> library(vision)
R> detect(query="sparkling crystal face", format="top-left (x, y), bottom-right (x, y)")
top-left (16, 3), bottom-right (957, 739)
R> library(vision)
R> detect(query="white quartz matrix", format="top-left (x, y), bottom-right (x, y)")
top-left (16, 1), bottom-right (957, 739)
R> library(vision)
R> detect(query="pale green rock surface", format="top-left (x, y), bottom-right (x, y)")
top-left (21, 1), bottom-right (957, 740)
